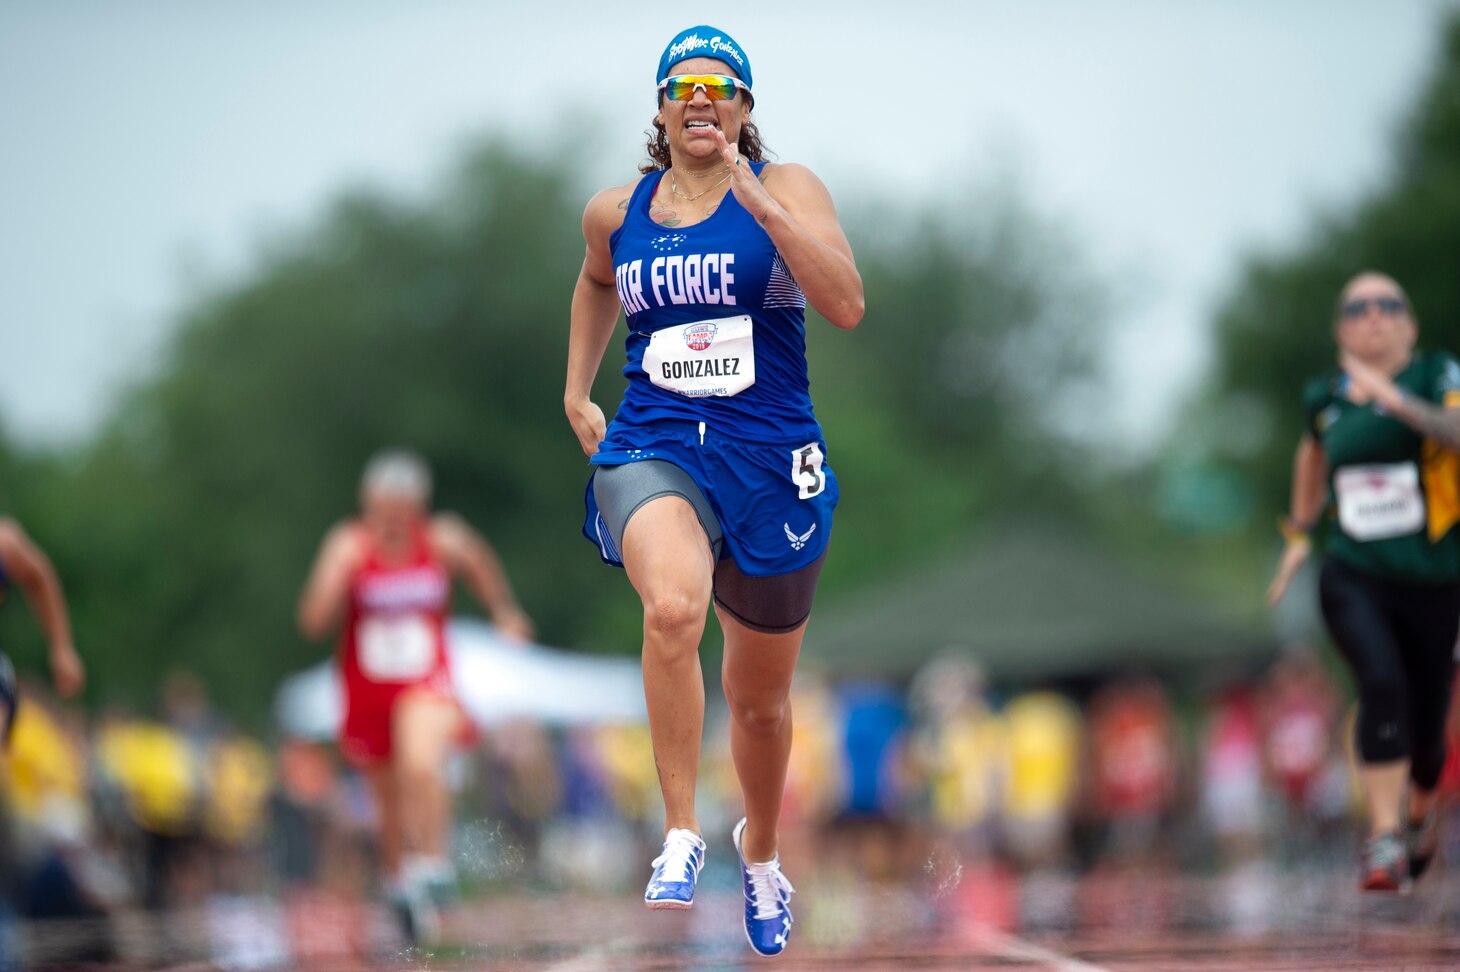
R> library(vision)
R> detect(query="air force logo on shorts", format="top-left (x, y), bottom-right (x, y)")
top-left (784, 523), bottom-right (816, 551)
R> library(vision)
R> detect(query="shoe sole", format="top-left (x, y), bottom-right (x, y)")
top-left (1360, 872), bottom-right (1402, 892)
top-left (645, 899), bottom-right (694, 911)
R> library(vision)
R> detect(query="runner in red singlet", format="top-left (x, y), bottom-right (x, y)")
top-left (0, 517), bottom-right (85, 745)
top-left (297, 450), bottom-right (533, 939)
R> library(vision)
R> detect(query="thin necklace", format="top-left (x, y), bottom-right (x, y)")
top-left (669, 168), bottom-right (732, 201)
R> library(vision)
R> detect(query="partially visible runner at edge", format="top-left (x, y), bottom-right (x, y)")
top-left (564, 25), bottom-right (862, 959)
top-left (0, 517), bottom-right (86, 748)
top-left (1268, 271), bottom-right (1460, 892)
top-left (297, 450), bottom-right (534, 942)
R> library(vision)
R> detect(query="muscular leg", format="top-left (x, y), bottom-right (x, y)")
top-left (622, 496), bottom-right (715, 835)
top-left (393, 692), bottom-right (465, 860)
top-left (1360, 762), bottom-right (1408, 837)
top-left (365, 763), bottom-right (403, 881)
top-left (719, 609), bottom-right (803, 863)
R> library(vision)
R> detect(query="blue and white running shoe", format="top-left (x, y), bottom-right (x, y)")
top-left (406, 854), bottom-right (459, 907)
top-left (732, 817), bottom-right (795, 956)
top-left (386, 877), bottom-right (439, 948)
top-left (644, 828), bottom-right (706, 910)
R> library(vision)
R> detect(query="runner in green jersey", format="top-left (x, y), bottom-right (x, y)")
top-left (1268, 271), bottom-right (1460, 891)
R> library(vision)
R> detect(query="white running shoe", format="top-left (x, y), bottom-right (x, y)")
top-left (644, 827), bottom-right (707, 910)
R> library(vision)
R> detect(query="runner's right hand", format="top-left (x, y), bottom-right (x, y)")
top-left (493, 608), bottom-right (536, 644)
top-left (566, 398), bottom-right (606, 458)
top-left (1266, 536), bottom-right (1311, 606)
top-left (49, 642), bottom-right (85, 698)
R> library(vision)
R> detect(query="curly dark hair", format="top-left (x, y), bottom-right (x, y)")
top-left (640, 101), bottom-right (768, 174)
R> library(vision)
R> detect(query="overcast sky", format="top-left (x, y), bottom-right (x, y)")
top-left (2, 0), bottom-right (1455, 450)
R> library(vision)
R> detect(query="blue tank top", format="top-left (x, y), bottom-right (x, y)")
top-left (606, 162), bottom-right (821, 444)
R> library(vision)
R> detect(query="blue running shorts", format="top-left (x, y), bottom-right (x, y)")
top-left (583, 420), bottom-right (837, 577)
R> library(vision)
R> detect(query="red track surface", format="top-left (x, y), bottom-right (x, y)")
top-left (15, 867), bottom-right (1460, 970)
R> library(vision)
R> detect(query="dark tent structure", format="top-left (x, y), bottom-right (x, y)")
top-left (802, 522), bottom-right (1275, 682)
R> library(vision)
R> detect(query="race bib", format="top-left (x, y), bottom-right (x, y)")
top-left (357, 613), bottom-right (436, 682)
top-left (644, 315), bottom-right (755, 398)
top-left (1334, 462), bottom-right (1426, 541)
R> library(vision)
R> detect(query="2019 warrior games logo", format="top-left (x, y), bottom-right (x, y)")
top-left (684, 322), bottom-right (718, 351)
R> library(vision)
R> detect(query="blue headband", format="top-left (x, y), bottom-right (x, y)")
top-left (656, 26), bottom-right (752, 91)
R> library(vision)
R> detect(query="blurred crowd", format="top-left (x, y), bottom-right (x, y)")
top-left (4, 648), bottom-right (1460, 966)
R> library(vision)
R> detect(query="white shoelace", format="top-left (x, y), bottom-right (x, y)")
top-left (744, 858), bottom-right (796, 922)
top-left (651, 828), bottom-right (705, 883)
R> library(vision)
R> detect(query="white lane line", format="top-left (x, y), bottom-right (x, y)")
top-left (541, 936), bottom-right (637, 972)
top-left (977, 927), bottom-right (1113, 972)
top-left (541, 925), bottom-right (1111, 971)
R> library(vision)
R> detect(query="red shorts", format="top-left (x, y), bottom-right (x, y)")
top-left (339, 668), bottom-right (477, 767)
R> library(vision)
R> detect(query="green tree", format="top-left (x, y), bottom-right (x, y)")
top-left (814, 185), bottom-right (1110, 589)
top-left (1205, 14), bottom-right (1460, 520)
top-left (2, 142), bottom-right (1110, 721)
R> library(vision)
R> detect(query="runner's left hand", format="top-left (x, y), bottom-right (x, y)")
top-left (1340, 352), bottom-right (1404, 412)
top-left (712, 128), bottom-right (776, 223)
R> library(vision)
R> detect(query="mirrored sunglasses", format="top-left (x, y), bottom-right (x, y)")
top-left (658, 74), bottom-right (750, 101)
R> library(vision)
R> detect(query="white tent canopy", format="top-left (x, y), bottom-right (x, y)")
top-left (275, 619), bottom-right (646, 739)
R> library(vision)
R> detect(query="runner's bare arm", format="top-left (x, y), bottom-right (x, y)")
top-left (297, 522), bottom-right (361, 640)
top-left (0, 518), bottom-right (84, 697)
top-left (711, 129), bottom-right (862, 330)
top-left (1288, 434), bottom-right (1329, 530)
top-left (1386, 393), bottom-right (1460, 452)
top-left (566, 186), bottom-right (634, 458)
top-left (431, 514), bottom-right (535, 642)
top-left (757, 164), bottom-right (863, 330)
top-left (1267, 435), bottom-right (1328, 606)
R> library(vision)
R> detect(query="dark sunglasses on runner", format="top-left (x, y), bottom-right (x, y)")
top-left (1341, 296), bottom-right (1406, 319)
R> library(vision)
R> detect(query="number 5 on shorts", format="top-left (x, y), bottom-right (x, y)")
top-left (791, 443), bottom-right (825, 500)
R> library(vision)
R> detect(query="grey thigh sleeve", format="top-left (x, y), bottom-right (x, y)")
top-left (593, 460), bottom-right (723, 559)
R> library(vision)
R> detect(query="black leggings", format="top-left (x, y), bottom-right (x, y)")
top-left (1318, 557), bottom-right (1460, 789)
